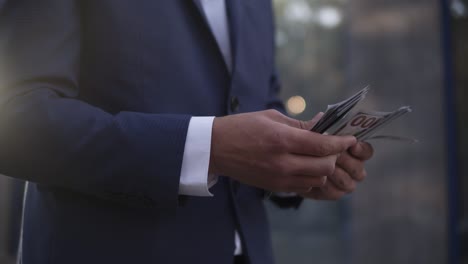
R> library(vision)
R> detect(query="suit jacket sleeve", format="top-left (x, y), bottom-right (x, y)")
top-left (0, 0), bottom-right (189, 210)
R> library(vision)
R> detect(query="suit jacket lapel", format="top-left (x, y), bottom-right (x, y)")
top-left (191, 0), bottom-right (205, 20)
top-left (225, 0), bottom-right (240, 75)
top-left (191, 0), bottom-right (238, 76)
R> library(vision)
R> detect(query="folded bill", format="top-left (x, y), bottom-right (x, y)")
top-left (311, 87), bottom-right (415, 143)
top-left (312, 86), bottom-right (370, 133)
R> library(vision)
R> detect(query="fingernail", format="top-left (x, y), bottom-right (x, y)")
top-left (322, 176), bottom-right (328, 186)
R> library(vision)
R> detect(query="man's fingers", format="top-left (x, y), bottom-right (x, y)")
top-left (336, 152), bottom-right (366, 182)
top-left (285, 154), bottom-right (337, 176)
top-left (282, 175), bottom-right (327, 193)
top-left (210, 110), bottom-right (367, 195)
top-left (264, 110), bottom-right (357, 156)
top-left (300, 181), bottom-right (346, 200)
top-left (336, 153), bottom-right (366, 182)
top-left (328, 166), bottom-right (356, 193)
top-left (288, 131), bottom-right (357, 157)
top-left (349, 141), bottom-right (374, 161)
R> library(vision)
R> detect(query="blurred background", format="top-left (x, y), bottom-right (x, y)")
top-left (267, 0), bottom-right (467, 263)
top-left (0, 0), bottom-right (466, 263)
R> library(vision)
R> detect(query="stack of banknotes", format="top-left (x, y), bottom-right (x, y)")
top-left (311, 87), bottom-right (416, 143)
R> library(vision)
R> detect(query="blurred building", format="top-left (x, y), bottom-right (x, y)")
top-left (0, 0), bottom-right (466, 264)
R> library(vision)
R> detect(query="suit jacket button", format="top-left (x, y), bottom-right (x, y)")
top-left (230, 96), bottom-right (240, 113)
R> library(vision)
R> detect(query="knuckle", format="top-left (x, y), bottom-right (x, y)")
top-left (316, 142), bottom-right (333, 156)
top-left (357, 169), bottom-right (367, 181)
top-left (265, 109), bottom-right (280, 118)
top-left (355, 142), bottom-right (374, 160)
top-left (336, 154), bottom-right (345, 166)
top-left (351, 169), bottom-right (359, 180)
top-left (268, 131), bottom-right (288, 153)
top-left (322, 183), bottom-right (343, 200)
top-left (308, 178), bottom-right (323, 188)
top-left (319, 176), bottom-right (328, 186)
top-left (333, 170), bottom-right (353, 192)
top-left (344, 181), bottom-right (356, 193)
top-left (338, 152), bottom-right (350, 165)
top-left (364, 142), bottom-right (374, 154)
top-left (316, 177), bottom-right (327, 187)
top-left (297, 120), bottom-right (307, 130)
top-left (274, 160), bottom-right (292, 177)
top-left (322, 160), bottom-right (336, 176)
top-left (337, 178), bottom-right (347, 189)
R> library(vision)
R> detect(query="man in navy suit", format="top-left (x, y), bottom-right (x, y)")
top-left (0, 0), bottom-right (373, 263)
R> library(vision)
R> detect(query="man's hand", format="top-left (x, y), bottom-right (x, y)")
top-left (300, 141), bottom-right (374, 200)
top-left (209, 110), bottom-right (356, 193)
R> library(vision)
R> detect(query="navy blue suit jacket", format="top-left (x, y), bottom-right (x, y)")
top-left (0, 1), bottom-right (301, 263)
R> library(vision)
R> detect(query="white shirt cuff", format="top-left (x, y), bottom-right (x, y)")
top-left (179, 116), bottom-right (218, 196)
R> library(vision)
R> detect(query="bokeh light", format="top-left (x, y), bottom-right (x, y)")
top-left (317, 6), bottom-right (342, 28)
top-left (286, 95), bottom-right (306, 115)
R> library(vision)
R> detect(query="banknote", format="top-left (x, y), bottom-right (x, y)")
top-left (332, 107), bottom-right (412, 141)
top-left (311, 86), bottom-right (370, 133)
top-left (311, 87), bottom-right (414, 143)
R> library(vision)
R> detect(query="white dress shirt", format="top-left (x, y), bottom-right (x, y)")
top-left (177, 0), bottom-right (243, 255)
